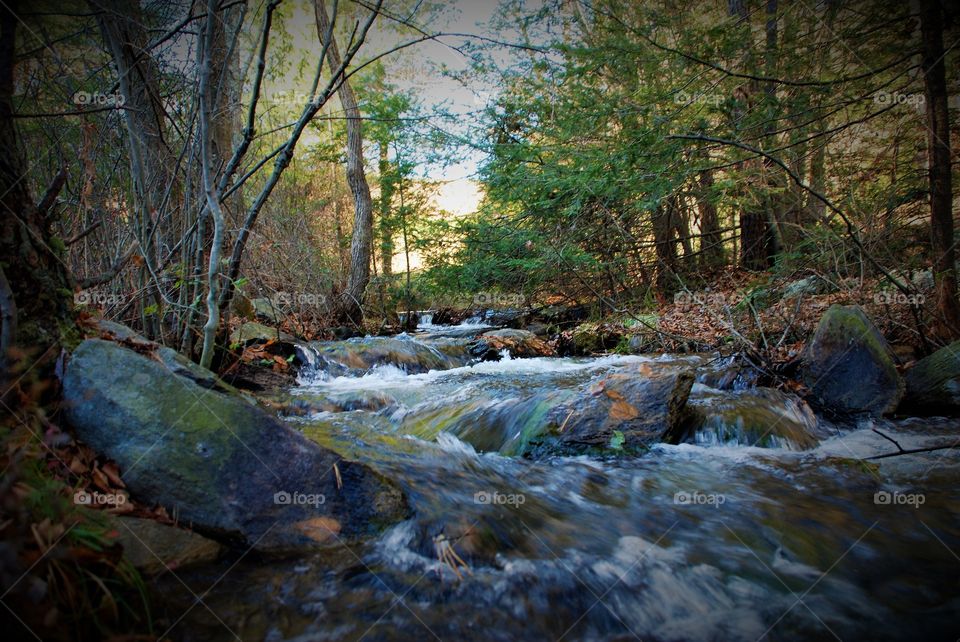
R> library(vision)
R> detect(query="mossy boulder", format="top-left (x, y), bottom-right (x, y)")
top-left (901, 340), bottom-right (960, 414)
top-left (799, 305), bottom-right (903, 416)
top-left (62, 339), bottom-right (408, 553)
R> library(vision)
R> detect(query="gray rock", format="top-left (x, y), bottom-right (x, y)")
top-left (780, 275), bottom-right (836, 300)
top-left (229, 321), bottom-right (296, 346)
top-left (63, 339), bottom-right (408, 553)
top-left (799, 305), bottom-right (903, 416)
top-left (251, 297), bottom-right (281, 323)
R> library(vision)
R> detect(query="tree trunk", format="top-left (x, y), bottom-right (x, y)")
top-left (198, 0), bottom-right (227, 370)
top-left (697, 169), bottom-right (724, 268)
top-left (727, 0), bottom-right (777, 271)
top-left (315, 0), bottom-right (374, 326)
top-left (378, 142), bottom-right (394, 276)
top-left (919, 0), bottom-right (960, 340)
top-left (0, 2), bottom-right (75, 359)
top-left (652, 201), bottom-right (678, 296)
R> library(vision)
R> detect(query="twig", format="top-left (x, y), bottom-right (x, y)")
top-left (871, 428), bottom-right (904, 453)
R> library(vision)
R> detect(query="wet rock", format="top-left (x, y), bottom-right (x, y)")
top-left (799, 305), bottom-right (903, 416)
top-left (220, 360), bottom-right (297, 393)
top-left (274, 391), bottom-right (396, 416)
top-left (695, 356), bottom-right (761, 391)
top-left (530, 363), bottom-right (695, 456)
top-left (901, 340), bottom-right (960, 414)
top-left (468, 329), bottom-right (556, 360)
top-left (670, 386), bottom-right (822, 450)
top-left (482, 307), bottom-right (529, 328)
top-left (63, 339), bottom-right (409, 553)
top-left (538, 303), bottom-right (592, 328)
top-left (524, 322), bottom-right (551, 336)
top-left (108, 516), bottom-right (222, 575)
top-left (303, 336), bottom-right (461, 375)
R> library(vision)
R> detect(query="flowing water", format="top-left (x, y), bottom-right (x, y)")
top-left (158, 322), bottom-right (960, 641)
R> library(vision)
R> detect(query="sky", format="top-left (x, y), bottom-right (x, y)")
top-left (270, 0), bottom-right (537, 216)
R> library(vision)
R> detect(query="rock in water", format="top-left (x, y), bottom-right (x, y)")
top-left (902, 340), bottom-right (960, 414)
top-left (107, 516), bottom-right (222, 575)
top-left (532, 363), bottom-right (695, 455)
top-left (63, 339), bottom-right (408, 553)
top-left (468, 328), bottom-right (556, 360)
top-left (799, 305), bottom-right (903, 416)
top-left (304, 336), bottom-right (460, 375)
top-left (672, 386), bottom-right (822, 450)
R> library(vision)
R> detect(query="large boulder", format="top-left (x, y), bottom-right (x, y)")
top-left (468, 329), bottom-right (556, 360)
top-left (528, 363), bottom-right (695, 456)
top-left (901, 340), bottom-right (960, 414)
top-left (62, 339), bottom-right (408, 553)
top-left (798, 305), bottom-right (903, 416)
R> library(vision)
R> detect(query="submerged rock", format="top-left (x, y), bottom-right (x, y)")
top-left (671, 385), bottom-right (822, 450)
top-left (901, 340), bottom-right (960, 414)
top-left (468, 329), bottom-right (556, 360)
top-left (799, 305), bottom-right (903, 416)
top-left (108, 516), bottom-right (222, 575)
top-left (63, 339), bottom-right (409, 553)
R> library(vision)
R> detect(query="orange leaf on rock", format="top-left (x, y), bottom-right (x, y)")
top-left (294, 517), bottom-right (342, 544)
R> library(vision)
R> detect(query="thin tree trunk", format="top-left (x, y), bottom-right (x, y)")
top-left (198, 0), bottom-right (227, 370)
top-left (378, 142), bottom-right (394, 276)
top-left (697, 168), bottom-right (724, 267)
top-left (315, 0), bottom-right (375, 326)
top-left (919, 0), bottom-right (960, 339)
top-left (652, 201), bottom-right (678, 296)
